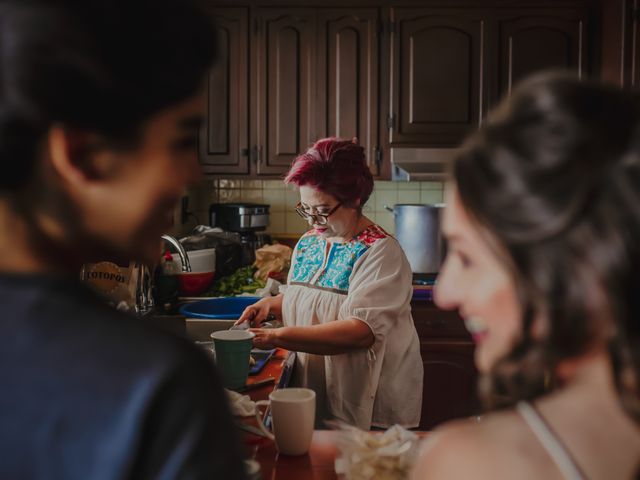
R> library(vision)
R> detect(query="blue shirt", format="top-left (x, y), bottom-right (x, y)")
top-left (0, 274), bottom-right (245, 479)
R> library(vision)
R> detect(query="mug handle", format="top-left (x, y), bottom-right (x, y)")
top-left (254, 400), bottom-right (275, 440)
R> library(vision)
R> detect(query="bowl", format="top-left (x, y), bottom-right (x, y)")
top-left (171, 248), bottom-right (216, 273)
top-left (179, 296), bottom-right (261, 319)
top-left (177, 271), bottom-right (215, 296)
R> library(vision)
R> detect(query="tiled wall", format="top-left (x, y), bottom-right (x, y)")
top-left (181, 179), bottom-right (444, 237)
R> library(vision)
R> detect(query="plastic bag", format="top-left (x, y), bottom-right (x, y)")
top-left (253, 244), bottom-right (292, 282)
top-left (332, 423), bottom-right (420, 480)
top-left (80, 261), bottom-right (139, 311)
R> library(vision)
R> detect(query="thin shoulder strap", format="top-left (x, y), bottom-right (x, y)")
top-left (517, 401), bottom-right (588, 480)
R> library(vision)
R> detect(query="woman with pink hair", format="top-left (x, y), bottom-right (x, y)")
top-left (236, 138), bottom-right (423, 430)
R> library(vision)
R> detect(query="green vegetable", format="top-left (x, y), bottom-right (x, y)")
top-left (206, 266), bottom-right (266, 297)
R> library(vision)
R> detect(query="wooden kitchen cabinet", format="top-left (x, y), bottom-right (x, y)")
top-left (254, 8), bottom-right (317, 175)
top-left (317, 8), bottom-right (381, 175)
top-left (412, 299), bottom-right (479, 430)
top-left (390, 8), bottom-right (486, 147)
top-left (495, 9), bottom-right (588, 99)
top-left (624, 0), bottom-right (640, 88)
top-left (200, 7), bottom-right (250, 175)
top-left (385, 5), bottom-right (589, 150)
top-left (201, 6), bottom-right (381, 178)
top-left (200, 1), bottom-right (595, 178)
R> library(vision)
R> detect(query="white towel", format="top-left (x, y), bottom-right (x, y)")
top-left (225, 388), bottom-right (257, 417)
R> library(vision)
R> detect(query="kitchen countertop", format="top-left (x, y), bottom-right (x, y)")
top-left (252, 430), bottom-right (339, 479)
top-left (238, 349), bottom-right (341, 478)
top-left (244, 348), bottom-right (294, 402)
top-left (241, 349), bottom-right (428, 479)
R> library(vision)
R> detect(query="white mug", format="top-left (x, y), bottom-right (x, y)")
top-left (255, 388), bottom-right (316, 456)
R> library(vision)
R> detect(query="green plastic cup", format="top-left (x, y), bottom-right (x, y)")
top-left (210, 330), bottom-right (254, 389)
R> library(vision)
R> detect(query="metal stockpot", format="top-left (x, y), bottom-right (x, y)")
top-left (385, 204), bottom-right (445, 274)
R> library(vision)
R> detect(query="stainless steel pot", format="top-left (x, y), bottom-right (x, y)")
top-left (385, 203), bottom-right (445, 274)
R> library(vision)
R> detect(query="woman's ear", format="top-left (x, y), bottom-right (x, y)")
top-left (46, 126), bottom-right (117, 186)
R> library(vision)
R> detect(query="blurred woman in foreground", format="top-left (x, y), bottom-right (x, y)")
top-left (412, 73), bottom-right (640, 479)
top-left (0, 1), bottom-right (245, 477)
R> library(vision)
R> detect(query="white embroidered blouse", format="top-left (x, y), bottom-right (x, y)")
top-left (280, 224), bottom-right (423, 429)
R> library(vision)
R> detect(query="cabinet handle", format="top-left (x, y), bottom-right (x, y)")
top-left (374, 146), bottom-right (382, 174)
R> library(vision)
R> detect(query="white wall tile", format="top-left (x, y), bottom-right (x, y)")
top-left (397, 190), bottom-right (420, 204)
top-left (377, 212), bottom-right (395, 234)
top-left (421, 190), bottom-right (444, 204)
top-left (242, 180), bottom-right (263, 189)
top-left (262, 189), bottom-right (286, 212)
top-left (267, 212), bottom-right (286, 234)
top-left (219, 189), bottom-right (241, 202)
top-left (240, 189), bottom-right (263, 203)
top-left (374, 181), bottom-right (396, 190)
top-left (263, 180), bottom-right (284, 189)
top-left (219, 179), bottom-right (241, 189)
top-left (285, 188), bottom-right (300, 209)
top-left (421, 181), bottom-right (444, 191)
top-left (374, 190), bottom-right (398, 212)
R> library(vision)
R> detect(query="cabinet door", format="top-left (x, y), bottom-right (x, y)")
top-left (317, 8), bottom-right (380, 175)
top-left (200, 7), bottom-right (249, 175)
top-left (626, 0), bottom-right (640, 88)
top-left (391, 9), bottom-right (485, 147)
top-left (254, 8), bottom-right (316, 175)
top-left (497, 9), bottom-right (587, 97)
top-left (419, 341), bottom-right (479, 430)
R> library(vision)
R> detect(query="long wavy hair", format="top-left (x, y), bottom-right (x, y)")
top-left (453, 72), bottom-right (640, 420)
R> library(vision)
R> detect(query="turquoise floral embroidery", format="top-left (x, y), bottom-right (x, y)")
top-left (290, 234), bottom-right (326, 284)
top-left (290, 227), bottom-right (387, 293)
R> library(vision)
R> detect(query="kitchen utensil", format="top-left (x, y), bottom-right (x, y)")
top-left (210, 330), bottom-right (255, 389)
top-left (249, 349), bottom-right (276, 375)
top-left (385, 203), bottom-right (445, 274)
top-left (171, 248), bottom-right (216, 273)
top-left (230, 322), bottom-right (250, 331)
top-left (176, 271), bottom-right (215, 296)
top-left (209, 203), bottom-right (270, 232)
top-left (234, 376), bottom-right (275, 392)
top-left (254, 388), bottom-right (316, 455)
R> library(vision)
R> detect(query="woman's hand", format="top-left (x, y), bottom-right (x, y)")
top-left (246, 320), bottom-right (375, 355)
top-left (249, 328), bottom-right (280, 350)
top-left (234, 294), bottom-right (283, 328)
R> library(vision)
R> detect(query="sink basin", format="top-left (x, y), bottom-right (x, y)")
top-left (180, 297), bottom-right (261, 341)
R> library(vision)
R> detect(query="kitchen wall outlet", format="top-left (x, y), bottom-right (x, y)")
top-left (180, 196), bottom-right (189, 224)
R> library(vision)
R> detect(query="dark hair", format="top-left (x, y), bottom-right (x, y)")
top-left (454, 72), bottom-right (640, 420)
top-left (284, 137), bottom-right (374, 210)
top-left (0, 0), bottom-right (217, 190)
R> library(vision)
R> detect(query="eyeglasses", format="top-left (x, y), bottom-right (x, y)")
top-left (295, 202), bottom-right (341, 225)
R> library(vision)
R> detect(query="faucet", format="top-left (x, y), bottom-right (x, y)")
top-left (133, 235), bottom-right (192, 316)
top-left (161, 234), bottom-right (192, 272)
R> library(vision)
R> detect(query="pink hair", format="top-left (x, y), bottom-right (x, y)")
top-left (284, 138), bottom-right (374, 209)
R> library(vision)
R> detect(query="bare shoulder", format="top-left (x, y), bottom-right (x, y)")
top-left (410, 420), bottom-right (490, 480)
top-left (410, 411), bottom-right (530, 480)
